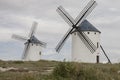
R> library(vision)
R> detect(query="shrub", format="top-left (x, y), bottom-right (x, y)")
top-left (13, 61), bottom-right (24, 64)
top-left (52, 62), bottom-right (120, 80)
top-left (52, 62), bottom-right (81, 79)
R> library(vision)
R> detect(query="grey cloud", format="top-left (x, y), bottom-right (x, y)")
top-left (0, 0), bottom-right (120, 62)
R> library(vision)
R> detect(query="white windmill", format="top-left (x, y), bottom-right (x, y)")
top-left (55, 0), bottom-right (111, 63)
top-left (12, 21), bottom-right (46, 61)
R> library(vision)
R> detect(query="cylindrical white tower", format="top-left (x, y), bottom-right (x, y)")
top-left (23, 43), bottom-right (42, 61)
top-left (72, 20), bottom-right (101, 63)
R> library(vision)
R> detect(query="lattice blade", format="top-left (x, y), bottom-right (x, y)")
top-left (57, 6), bottom-right (75, 27)
top-left (77, 31), bottom-right (97, 53)
top-left (22, 42), bottom-right (30, 60)
top-left (77, 31), bottom-right (94, 53)
top-left (12, 34), bottom-right (28, 41)
top-left (75, 0), bottom-right (97, 26)
top-left (37, 41), bottom-right (47, 48)
top-left (29, 21), bottom-right (38, 37)
top-left (82, 32), bottom-right (97, 51)
top-left (55, 28), bottom-right (74, 52)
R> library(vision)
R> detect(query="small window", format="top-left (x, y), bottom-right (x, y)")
top-left (32, 43), bottom-right (33, 46)
top-left (39, 52), bottom-right (41, 55)
top-left (74, 32), bottom-right (76, 35)
top-left (87, 32), bottom-right (90, 34)
top-left (97, 42), bottom-right (99, 48)
top-left (36, 44), bottom-right (38, 46)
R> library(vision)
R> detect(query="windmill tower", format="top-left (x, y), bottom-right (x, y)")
top-left (55, 0), bottom-right (101, 63)
top-left (12, 21), bottom-right (46, 61)
top-left (72, 20), bottom-right (101, 63)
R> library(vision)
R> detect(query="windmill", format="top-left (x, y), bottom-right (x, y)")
top-left (12, 21), bottom-right (46, 61)
top-left (55, 0), bottom-right (111, 63)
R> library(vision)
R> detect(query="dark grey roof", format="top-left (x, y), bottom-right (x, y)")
top-left (77, 20), bottom-right (101, 33)
top-left (30, 36), bottom-right (41, 43)
top-left (25, 36), bottom-right (46, 47)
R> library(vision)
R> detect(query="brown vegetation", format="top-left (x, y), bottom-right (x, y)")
top-left (0, 60), bottom-right (120, 80)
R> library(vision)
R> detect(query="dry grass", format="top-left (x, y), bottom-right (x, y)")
top-left (0, 60), bottom-right (57, 80)
top-left (52, 62), bottom-right (120, 80)
top-left (0, 60), bottom-right (120, 80)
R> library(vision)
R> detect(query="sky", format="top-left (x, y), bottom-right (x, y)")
top-left (0, 0), bottom-right (120, 63)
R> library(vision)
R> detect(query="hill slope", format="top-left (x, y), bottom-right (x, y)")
top-left (0, 60), bottom-right (120, 80)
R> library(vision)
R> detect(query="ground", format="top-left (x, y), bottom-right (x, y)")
top-left (0, 60), bottom-right (120, 80)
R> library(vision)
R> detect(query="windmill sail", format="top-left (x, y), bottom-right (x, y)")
top-left (82, 32), bottom-right (97, 51)
top-left (75, 0), bottom-right (97, 26)
top-left (57, 6), bottom-right (75, 27)
top-left (29, 21), bottom-right (38, 37)
top-left (12, 34), bottom-right (28, 41)
top-left (55, 28), bottom-right (74, 52)
top-left (77, 31), bottom-right (95, 53)
top-left (56, 0), bottom-right (97, 53)
top-left (22, 42), bottom-right (30, 60)
top-left (38, 41), bottom-right (47, 48)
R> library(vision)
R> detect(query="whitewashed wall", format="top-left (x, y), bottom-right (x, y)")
top-left (72, 31), bottom-right (100, 63)
top-left (23, 43), bottom-right (42, 61)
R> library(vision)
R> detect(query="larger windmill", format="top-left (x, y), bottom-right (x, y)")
top-left (12, 22), bottom-right (46, 61)
top-left (55, 0), bottom-right (111, 63)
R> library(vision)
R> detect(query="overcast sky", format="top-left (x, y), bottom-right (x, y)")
top-left (0, 0), bottom-right (120, 63)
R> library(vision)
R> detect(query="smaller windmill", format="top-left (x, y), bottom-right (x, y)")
top-left (12, 21), bottom-right (46, 61)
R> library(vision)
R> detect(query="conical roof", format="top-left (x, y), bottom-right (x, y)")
top-left (77, 20), bottom-right (101, 33)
